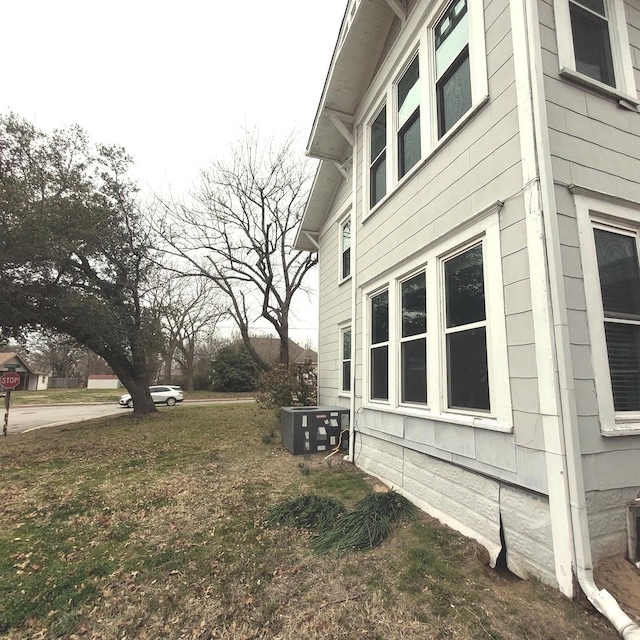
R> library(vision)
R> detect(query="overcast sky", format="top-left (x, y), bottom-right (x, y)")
top-left (3, 0), bottom-right (346, 347)
top-left (4, 0), bottom-right (345, 192)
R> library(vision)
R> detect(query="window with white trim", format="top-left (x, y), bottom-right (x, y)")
top-left (398, 56), bottom-right (421, 177)
top-left (443, 243), bottom-right (489, 411)
top-left (370, 106), bottom-right (387, 208)
top-left (400, 271), bottom-right (427, 404)
top-left (593, 226), bottom-right (640, 411)
top-left (576, 195), bottom-right (640, 435)
top-left (341, 219), bottom-right (351, 280)
top-left (553, 0), bottom-right (638, 99)
top-left (370, 290), bottom-right (389, 400)
top-left (363, 212), bottom-right (511, 429)
top-left (435, 0), bottom-right (471, 137)
top-left (365, 0), bottom-right (488, 213)
top-left (340, 326), bottom-right (352, 394)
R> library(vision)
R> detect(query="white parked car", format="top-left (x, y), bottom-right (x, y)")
top-left (119, 385), bottom-right (184, 408)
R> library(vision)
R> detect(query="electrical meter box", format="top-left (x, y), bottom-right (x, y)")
top-left (281, 406), bottom-right (350, 455)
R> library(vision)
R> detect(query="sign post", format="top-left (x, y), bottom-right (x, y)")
top-left (1, 372), bottom-right (21, 436)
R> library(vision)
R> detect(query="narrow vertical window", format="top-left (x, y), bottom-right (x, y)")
top-left (370, 106), bottom-right (387, 208)
top-left (444, 244), bottom-right (490, 411)
top-left (435, 0), bottom-right (471, 137)
top-left (370, 290), bottom-right (389, 400)
top-left (341, 219), bottom-right (351, 279)
top-left (569, 0), bottom-right (615, 87)
top-left (398, 56), bottom-right (421, 178)
top-left (594, 228), bottom-right (640, 410)
top-left (401, 272), bottom-right (427, 404)
top-left (341, 327), bottom-right (352, 393)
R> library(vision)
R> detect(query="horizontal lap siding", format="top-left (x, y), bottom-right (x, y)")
top-left (539, 0), bottom-right (640, 558)
top-left (317, 178), bottom-right (353, 405)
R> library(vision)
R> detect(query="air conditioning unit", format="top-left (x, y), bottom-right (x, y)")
top-left (281, 406), bottom-right (350, 455)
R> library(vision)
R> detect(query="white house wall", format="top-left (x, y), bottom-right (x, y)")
top-left (538, 0), bottom-right (640, 560)
top-left (314, 0), bottom-right (560, 583)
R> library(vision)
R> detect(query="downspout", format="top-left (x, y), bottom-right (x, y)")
top-left (513, 0), bottom-right (640, 636)
top-left (348, 123), bottom-right (358, 463)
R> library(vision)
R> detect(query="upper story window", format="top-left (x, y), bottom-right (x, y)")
top-left (397, 56), bottom-right (421, 177)
top-left (370, 106), bottom-right (387, 208)
top-left (435, 0), bottom-right (471, 137)
top-left (569, 0), bottom-right (615, 87)
top-left (364, 0), bottom-right (488, 215)
top-left (554, 0), bottom-right (638, 100)
top-left (341, 219), bottom-right (351, 280)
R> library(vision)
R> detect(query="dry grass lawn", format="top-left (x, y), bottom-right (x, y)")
top-left (0, 404), bottom-right (619, 639)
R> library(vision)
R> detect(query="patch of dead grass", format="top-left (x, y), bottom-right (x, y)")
top-left (0, 404), bottom-right (621, 640)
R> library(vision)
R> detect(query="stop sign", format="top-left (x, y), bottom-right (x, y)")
top-left (0, 372), bottom-right (21, 389)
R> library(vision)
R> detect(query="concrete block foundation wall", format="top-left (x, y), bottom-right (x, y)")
top-left (354, 431), bottom-right (557, 587)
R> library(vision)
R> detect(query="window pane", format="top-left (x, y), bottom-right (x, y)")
top-left (343, 329), bottom-right (351, 360)
top-left (402, 337), bottom-right (427, 404)
top-left (398, 57), bottom-right (420, 126)
top-left (445, 244), bottom-right (485, 328)
top-left (343, 361), bottom-right (351, 393)
top-left (570, 3), bottom-right (615, 87)
top-left (605, 322), bottom-right (640, 411)
top-left (438, 51), bottom-right (472, 137)
top-left (402, 272), bottom-right (426, 337)
top-left (371, 108), bottom-right (386, 161)
top-left (342, 220), bottom-right (351, 251)
top-left (371, 345), bottom-right (389, 400)
top-left (371, 291), bottom-right (389, 344)
top-left (447, 327), bottom-right (490, 410)
top-left (343, 247), bottom-right (351, 279)
top-left (572, 0), bottom-right (605, 16)
top-left (594, 229), bottom-right (640, 318)
top-left (399, 111), bottom-right (421, 177)
top-left (436, 4), bottom-right (468, 77)
top-left (370, 153), bottom-right (386, 207)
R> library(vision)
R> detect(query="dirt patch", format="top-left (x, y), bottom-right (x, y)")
top-left (595, 555), bottom-right (640, 624)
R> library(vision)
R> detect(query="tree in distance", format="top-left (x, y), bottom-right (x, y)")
top-left (155, 129), bottom-right (318, 370)
top-left (210, 344), bottom-right (259, 392)
top-left (0, 114), bottom-right (162, 414)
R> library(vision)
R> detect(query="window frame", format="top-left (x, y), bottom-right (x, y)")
top-left (339, 325), bottom-right (352, 396)
top-left (576, 193), bottom-right (640, 436)
top-left (362, 211), bottom-right (510, 430)
top-left (369, 288), bottom-right (390, 402)
top-left (340, 217), bottom-right (352, 282)
top-left (553, 0), bottom-right (638, 103)
top-left (363, 0), bottom-right (488, 218)
top-left (399, 269), bottom-right (428, 406)
top-left (369, 104), bottom-right (388, 209)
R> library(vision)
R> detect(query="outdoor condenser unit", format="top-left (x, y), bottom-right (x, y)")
top-left (281, 406), bottom-right (350, 455)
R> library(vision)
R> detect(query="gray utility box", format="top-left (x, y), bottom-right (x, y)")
top-left (281, 406), bottom-right (350, 455)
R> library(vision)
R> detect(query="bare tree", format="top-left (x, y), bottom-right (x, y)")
top-left (152, 275), bottom-right (225, 391)
top-left (155, 130), bottom-right (318, 369)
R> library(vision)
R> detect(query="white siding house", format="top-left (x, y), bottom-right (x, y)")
top-left (296, 0), bottom-right (640, 632)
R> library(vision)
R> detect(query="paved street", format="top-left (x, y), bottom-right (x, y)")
top-left (2, 398), bottom-right (254, 436)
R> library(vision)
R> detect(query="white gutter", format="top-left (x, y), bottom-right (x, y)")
top-left (348, 122), bottom-right (358, 463)
top-left (512, 0), bottom-right (640, 636)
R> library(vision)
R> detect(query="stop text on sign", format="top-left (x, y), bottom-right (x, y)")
top-left (0, 372), bottom-right (21, 389)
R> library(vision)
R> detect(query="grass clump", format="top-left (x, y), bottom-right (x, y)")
top-left (264, 494), bottom-right (346, 532)
top-left (314, 491), bottom-right (414, 554)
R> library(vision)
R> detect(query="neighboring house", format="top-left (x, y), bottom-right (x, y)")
top-left (0, 352), bottom-right (49, 390)
top-left (296, 0), bottom-right (640, 622)
top-left (236, 336), bottom-right (318, 368)
top-left (86, 374), bottom-right (121, 390)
